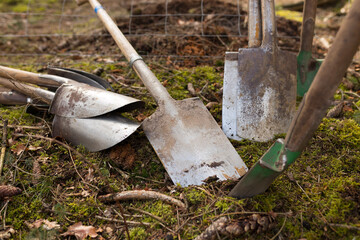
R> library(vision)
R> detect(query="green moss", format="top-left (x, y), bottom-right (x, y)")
top-left (129, 227), bottom-right (149, 240)
top-left (185, 188), bottom-right (207, 205)
top-left (66, 197), bottom-right (99, 221)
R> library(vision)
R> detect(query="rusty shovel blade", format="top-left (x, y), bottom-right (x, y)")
top-left (223, 0), bottom-right (297, 142)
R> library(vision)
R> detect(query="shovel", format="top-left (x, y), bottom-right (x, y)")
top-left (222, 0), bottom-right (262, 141)
top-left (0, 65), bottom-right (104, 90)
top-left (297, 0), bottom-right (323, 96)
top-left (223, 0), bottom-right (297, 142)
top-left (0, 87), bottom-right (32, 105)
top-left (47, 66), bottom-right (113, 91)
top-left (0, 66), bottom-right (144, 118)
top-left (0, 77), bottom-right (141, 152)
top-left (77, 0), bottom-right (248, 186)
top-left (229, 0), bottom-right (360, 198)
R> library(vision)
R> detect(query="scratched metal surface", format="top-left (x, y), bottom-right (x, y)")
top-left (52, 114), bottom-right (140, 152)
top-left (142, 97), bottom-right (248, 187)
top-left (49, 84), bottom-right (144, 118)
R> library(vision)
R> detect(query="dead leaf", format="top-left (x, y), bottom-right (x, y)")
top-left (11, 144), bottom-right (42, 156)
top-left (61, 222), bottom-right (98, 240)
top-left (136, 113), bottom-right (147, 122)
top-left (11, 144), bottom-right (26, 156)
top-left (30, 219), bottom-right (60, 230)
top-left (343, 104), bottom-right (354, 112)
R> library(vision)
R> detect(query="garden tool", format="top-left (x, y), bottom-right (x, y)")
top-left (47, 66), bottom-right (113, 91)
top-left (223, 0), bottom-right (262, 141)
top-left (0, 77), bottom-right (141, 152)
top-left (229, 0), bottom-right (360, 198)
top-left (0, 87), bottom-right (31, 105)
top-left (76, 0), bottom-right (248, 187)
top-left (297, 0), bottom-right (323, 96)
top-left (223, 0), bottom-right (297, 142)
top-left (0, 87), bottom-right (50, 116)
top-left (0, 66), bottom-right (144, 118)
top-left (0, 65), bottom-right (104, 90)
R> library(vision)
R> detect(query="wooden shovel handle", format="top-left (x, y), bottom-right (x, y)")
top-left (0, 66), bottom-right (60, 87)
top-left (285, 0), bottom-right (360, 152)
top-left (300, 0), bottom-right (317, 52)
top-left (0, 77), bottom-right (53, 105)
top-left (85, 0), bottom-right (173, 104)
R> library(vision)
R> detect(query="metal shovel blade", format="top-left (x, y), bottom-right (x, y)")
top-left (223, 0), bottom-right (297, 142)
top-left (235, 48), bottom-right (297, 142)
top-left (142, 97), bottom-right (248, 187)
top-left (47, 67), bottom-right (113, 91)
top-left (85, 0), bottom-right (248, 186)
top-left (49, 83), bottom-right (144, 118)
top-left (52, 114), bottom-right (140, 152)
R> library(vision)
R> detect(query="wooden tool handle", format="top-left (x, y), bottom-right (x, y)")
top-left (0, 77), bottom-right (53, 105)
top-left (300, 0), bottom-right (318, 52)
top-left (285, 0), bottom-right (360, 152)
top-left (86, 0), bottom-right (173, 104)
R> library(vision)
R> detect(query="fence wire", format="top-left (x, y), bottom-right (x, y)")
top-left (0, 0), bottom-right (300, 66)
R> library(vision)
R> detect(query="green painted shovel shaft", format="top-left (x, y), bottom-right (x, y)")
top-left (297, 51), bottom-right (323, 96)
top-left (296, 0), bottom-right (322, 96)
top-left (229, 140), bottom-right (300, 198)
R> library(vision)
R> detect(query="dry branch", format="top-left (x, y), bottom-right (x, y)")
top-left (95, 216), bottom-right (151, 226)
top-left (0, 120), bottom-right (8, 175)
top-left (98, 190), bottom-right (186, 209)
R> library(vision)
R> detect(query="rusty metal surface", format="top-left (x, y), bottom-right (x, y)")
top-left (52, 114), bottom-right (140, 152)
top-left (223, 0), bottom-right (297, 142)
top-left (248, 0), bottom-right (262, 48)
top-left (142, 97), bottom-right (248, 187)
top-left (49, 83), bottom-right (144, 118)
top-left (235, 48), bottom-right (297, 142)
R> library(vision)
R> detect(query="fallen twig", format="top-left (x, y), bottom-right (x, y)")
top-left (128, 206), bottom-right (168, 226)
top-left (0, 124), bottom-right (46, 130)
top-left (98, 190), bottom-right (186, 209)
top-left (211, 211), bottom-right (292, 219)
top-left (95, 216), bottom-right (151, 226)
top-left (269, 216), bottom-right (287, 240)
top-left (0, 120), bottom-right (8, 175)
top-left (328, 223), bottom-right (360, 231)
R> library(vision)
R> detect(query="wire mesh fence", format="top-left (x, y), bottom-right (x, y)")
top-left (0, 0), bottom-right (301, 66)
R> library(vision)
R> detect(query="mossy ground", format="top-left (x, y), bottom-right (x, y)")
top-left (0, 61), bottom-right (359, 239)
